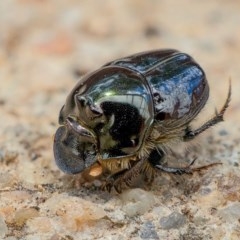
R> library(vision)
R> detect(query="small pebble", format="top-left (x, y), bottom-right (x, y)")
top-left (140, 221), bottom-right (159, 239)
top-left (219, 129), bottom-right (228, 136)
top-left (199, 187), bottom-right (212, 196)
top-left (14, 208), bottom-right (39, 227)
top-left (0, 215), bottom-right (8, 238)
top-left (159, 212), bottom-right (186, 229)
top-left (0, 172), bottom-right (15, 188)
top-left (218, 202), bottom-right (240, 222)
top-left (120, 188), bottom-right (155, 217)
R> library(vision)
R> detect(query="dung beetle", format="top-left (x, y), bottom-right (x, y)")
top-left (54, 49), bottom-right (231, 192)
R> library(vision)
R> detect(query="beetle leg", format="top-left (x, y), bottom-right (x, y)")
top-left (183, 81), bottom-right (231, 141)
top-left (156, 161), bottom-right (222, 175)
top-left (149, 149), bottom-right (221, 175)
top-left (155, 158), bottom-right (196, 175)
top-left (103, 159), bottom-right (147, 193)
top-left (103, 168), bottom-right (129, 193)
top-left (148, 148), bottom-right (193, 175)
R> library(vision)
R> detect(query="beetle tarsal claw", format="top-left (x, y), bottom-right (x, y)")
top-left (191, 162), bottom-right (222, 172)
top-left (54, 49), bottom-right (230, 192)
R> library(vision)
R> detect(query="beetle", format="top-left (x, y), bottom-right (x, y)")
top-left (53, 49), bottom-right (231, 192)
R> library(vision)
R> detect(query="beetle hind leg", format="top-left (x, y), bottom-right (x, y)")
top-left (156, 160), bottom-right (222, 175)
top-left (103, 158), bottom-right (155, 193)
top-left (155, 158), bottom-right (196, 175)
top-left (148, 148), bottom-right (221, 175)
top-left (183, 81), bottom-right (231, 141)
top-left (147, 148), bottom-right (192, 175)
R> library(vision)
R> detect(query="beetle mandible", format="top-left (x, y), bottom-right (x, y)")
top-left (53, 49), bottom-right (231, 192)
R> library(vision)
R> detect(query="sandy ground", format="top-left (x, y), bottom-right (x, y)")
top-left (0, 0), bottom-right (240, 239)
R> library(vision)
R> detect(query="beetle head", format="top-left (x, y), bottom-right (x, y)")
top-left (53, 116), bottom-right (97, 174)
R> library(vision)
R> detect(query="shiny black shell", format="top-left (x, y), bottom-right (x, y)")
top-left (54, 49), bottom-right (209, 174)
top-left (104, 49), bottom-right (208, 121)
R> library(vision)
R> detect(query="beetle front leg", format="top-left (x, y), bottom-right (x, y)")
top-left (183, 82), bottom-right (231, 141)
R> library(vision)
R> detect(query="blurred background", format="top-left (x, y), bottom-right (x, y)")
top-left (0, 0), bottom-right (239, 129)
top-left (0, 0), bottom-right (239, 239)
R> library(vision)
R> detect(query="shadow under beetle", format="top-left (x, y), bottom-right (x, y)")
top-left (53, 49), bottom-right (231, 193)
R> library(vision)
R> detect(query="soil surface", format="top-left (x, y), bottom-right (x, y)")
top-left (0, 1), bottom-right (240, 239)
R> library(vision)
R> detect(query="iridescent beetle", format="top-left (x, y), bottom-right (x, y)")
top-left (54, 49), bottom-right (231, 192)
